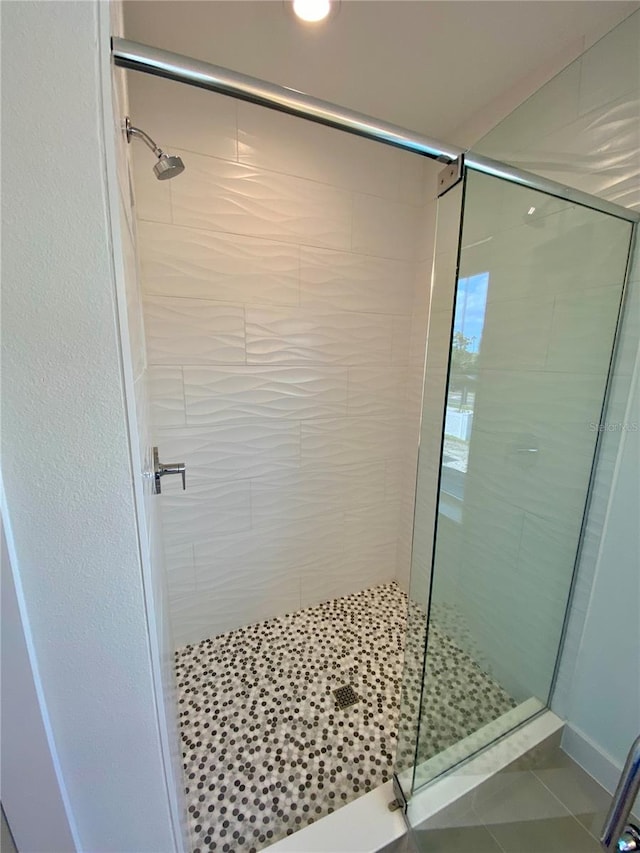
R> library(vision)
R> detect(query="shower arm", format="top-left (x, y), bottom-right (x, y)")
top-left (125, 117), bottom-right (164, 159)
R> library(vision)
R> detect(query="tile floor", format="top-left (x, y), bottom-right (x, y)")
top-left (175, 582), bottom-right (517, 852)
top-left (387, 736), bottom-right (621, 853)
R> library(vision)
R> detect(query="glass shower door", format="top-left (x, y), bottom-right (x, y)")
top-left (396, 163), bottom-right (634, 804)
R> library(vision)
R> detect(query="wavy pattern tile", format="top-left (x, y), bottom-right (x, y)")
top-left (171, 151), bottom-right (353, 250)
top-left (155, 422), bottom-right (301, 481)
top-left (163, 543), bottom-right (196, 602)
top-left (144, 296), bottom-right (245, 365)
top-left (194, 512), bottom-right (346, 589)
top-left (237, 100), bottom-right (403, 201)
top-left (250, 462), bottom-right (386, 530)
top-left (129, 72), bottom-right (237, 162)
top-left (138, 221), bottom-right (300, 306)
top-left (352, 192), bottom-right (420, 260)
top-left (300, 417), bottom-right (405, 466)
top-left (131, 143), bottom-right (172, 225)
top-left (301, 543), bottom-right (397, 609)
top-left (159, 477), bottom-right (251, 546)
top-left (245, 306), bottom-right (393, 365)
top-left (347, 365), bottom-right (407, 418)
top-left (148, 366), bottom-right (185, 427)
top-left (131, 71), bottom-right (436, 640)
top-left (120, 198), bottom-right (146, 383)
top-left (170, 580), bottom-right (302, 645)
top-left (184, 365), bottom-right (348, 424)
top-left (299, 246), bottom-right (413, 316)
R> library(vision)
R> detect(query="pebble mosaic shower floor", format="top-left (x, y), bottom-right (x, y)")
top-left (176, 582), bottom-right (516, 853)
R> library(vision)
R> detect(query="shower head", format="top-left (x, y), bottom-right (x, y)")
top-left (125, 116), bottom-right (185, 181)
top-left (153, 154), bottom-right (185, 181)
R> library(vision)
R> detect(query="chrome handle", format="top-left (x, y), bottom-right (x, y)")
top-left (153, 446), bottom-right (186, 495)
top-left (601, 735), bottom-right (640, 852)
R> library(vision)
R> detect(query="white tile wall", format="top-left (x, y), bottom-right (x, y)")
top-left (171, 151), bottom-right (353, 250)
top-left (138, 222), bottom-right (300, 306)
top-left (129, 71), bottom-right (439, 643)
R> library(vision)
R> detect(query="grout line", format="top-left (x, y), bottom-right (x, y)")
top-left (530, 764), bottom-right (605, 843)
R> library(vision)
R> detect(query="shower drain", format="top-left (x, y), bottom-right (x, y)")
top-left (332, 684), bottom-right (360, 710)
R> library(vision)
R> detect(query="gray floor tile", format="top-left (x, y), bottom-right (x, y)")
top-left (532, 753), bottom-right (612, 839)
top-left (414, 792), bottom-right (477, 831)
top-left (475, 770), bottom-right (570, 825)
top-left (414, 824), bottom-right (503, 853)
top-left (485, 815), bottom-right (602, 853)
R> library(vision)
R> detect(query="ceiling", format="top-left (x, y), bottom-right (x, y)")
top-left (123, 1), bottom-right (637, 142)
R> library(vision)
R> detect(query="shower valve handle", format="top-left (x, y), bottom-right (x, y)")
top-left (153, 446), bottom-right (186, 495)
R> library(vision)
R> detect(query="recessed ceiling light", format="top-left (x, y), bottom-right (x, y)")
top-left (292, 0), bottom-right (332, 23)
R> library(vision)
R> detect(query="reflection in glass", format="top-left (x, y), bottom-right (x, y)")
top-left (442, 272), bottom-right (488, 496)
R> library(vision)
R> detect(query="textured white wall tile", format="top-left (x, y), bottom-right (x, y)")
top-left (347, 366), bottom-right (407, 418)
top-left (164, 543), bottom-right (196, 603)
top-left (171, 151), bottom-right (353, 250)
top-left (246, 306), bottom-right (393, 365)
top-left (344, 502), bottom-right (400, 551)
top-left (397, 153), bottom-right (429, 206)
top-left (128, 73), bottom-right (237, 162)
top-left (144, 296), bottom-right (246, 365)
top-left (299, 542), bottom-right (396, 609)
top-left (479, 296), bottom-right (555, 371)
top-left (578, 13), bottom-right (640, 115)
top-left (475, 60), bottom-right (582, 158)
top-left (131, 144), bottom-right (172, 225)
top-left (172, 584), bottom-right (302, 642)
top-left (391, 316), bottom-right (412, 365)
top-left (131, 75), bottom-right (428, 642)
top-left (339, 541), bottom-right (397, 595)
top-left (324, 461), bottom-right (387, 508)
top-left (237, 101), bottom-right (402, 200)
top-left (518, 102), bottom-right (640, 212)
top-left (352, 193), bottom-right (419, 260)
top-left (160, 477), bottom-right (252, 546)
top-left (184, 365), bottom-right (348, 424)
top-left (148, 366), bottom-right (185, 427)
top-left (138, 221), bottom-right (299, 306)
top-left (300, 417), bottom-right (404, 466)
top-left (120, 198), bottom-right (146, 383)
top-left (194, 512), bottom-right (345, 589)
top-left (299, 247), bottom-right (413, 316)
top-left (250, 471), bottom-right (343, 530)
top-left (546, 286), bottom-right (624, 374)
top-left (250, 461), bottom-right (385, 530)
top-left (155, 422), bottom-right (301, 481)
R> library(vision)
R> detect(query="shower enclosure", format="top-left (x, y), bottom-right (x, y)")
top-left (395, 160), bottom-right (634, 819)
top-left (112, 34), bottom-right (637, 852)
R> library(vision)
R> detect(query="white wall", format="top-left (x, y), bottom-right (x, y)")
top-left (1, 2), bottom-right (177, 849)
top-left (1, 514), bottom-right (77, 852)
top-left (128, 70), bottom-right (440, 645)
top-left (468, 10), bottom-right (640, 786)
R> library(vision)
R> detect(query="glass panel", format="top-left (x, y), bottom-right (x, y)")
top-left (395, 181), bottom-right (463, 791)
top-left (406, 168), bottom-right (632, 795)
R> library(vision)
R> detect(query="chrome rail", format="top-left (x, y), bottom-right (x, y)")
top-left (601, 735), bottom-right (640, 852)
top-left (111, 37), bottom-right (640, 223)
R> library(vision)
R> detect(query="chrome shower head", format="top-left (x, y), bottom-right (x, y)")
top-left (153, 154), bottom-right (185, 181)
top-left (125, 116), bottom-right (185, 181)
